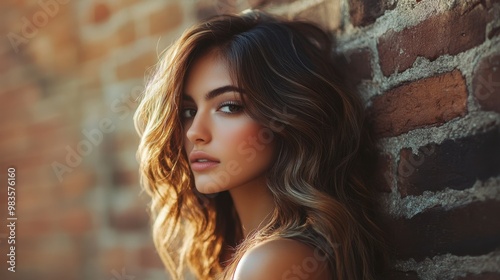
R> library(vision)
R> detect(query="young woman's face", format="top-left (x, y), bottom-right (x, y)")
top-left (182, 50), bottom-right (276, 194)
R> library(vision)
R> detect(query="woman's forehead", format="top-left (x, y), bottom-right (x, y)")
top-left (183, 52), bottom-right (239, 98)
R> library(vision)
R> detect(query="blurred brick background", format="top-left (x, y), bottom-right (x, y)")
top-left (0, 0), bottom-right (498, 280)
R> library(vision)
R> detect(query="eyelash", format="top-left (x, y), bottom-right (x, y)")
top-left (181, 101), bottom-right (243, 119)
top-left (218, 101), bottom-right (243, 114)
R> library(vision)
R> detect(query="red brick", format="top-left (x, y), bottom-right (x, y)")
top-left (42, 6), bottom-right (76, 50)
top-left (15, 243), bottom-right (81, 280)
top-left (100, 246), bottom-right (129, 273)
top-left (397, 128), bottom-right (500, 196)
top-left (109, 205), bottom-right (149, 231)
top-left (110, 131), bottom-right (141, 150)
top-left (148, 2), bottom-right (183, 35)
top-left (112, 169), bottom-right (139, 188)
top-left (0, 119), bottom-right (28, 150)
top-left (349, 0), bottom-right (395, 27)
top-left (79, 61), bottom-right (102, 91)
top-left (79, 39), bottom-right (111, 62)
top-left (51, 45), bottom-right (78, 74)
top-left (116, 20), bottom-right (136, 45)
top-left (58, 206), bottom-right (93, 235)
top-left (7, 249), bottom-right (73, 280)
top-left (16, 183), bottom-right (57, 217)
top-left (91, 2), bottom-right (111, 24)
top-left (378, 3), bottom-right (492, 76)
top-left (22, 11), bottom-right (78, 74)
top-left (368, 70), bottom-right (467, 138)
top-left (473, 53), bottom-right (500, 113)
top-left (386, 200), bottom-right (500, 260)
top-left (0, 50), bottom-right (19, 74)
top-left (27, 118), bottom-right (68, 152)
top-left (17, 212), bottom-right (53, 238)
top-left (335, 48), bottom-right (373, 87)
top-left (137, 246), bottom-right (164, 268)
top-left (0, 83), bottom-right (41, 110)
top-left (60, 168), bottom-right (96, 200)
top-left (116, 51), bottom-right (157, 81)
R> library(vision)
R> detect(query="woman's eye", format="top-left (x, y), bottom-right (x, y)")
top-left (219, 103), bottom-right (243, 114)
top-left (181, 108), bottom-right (196, 118)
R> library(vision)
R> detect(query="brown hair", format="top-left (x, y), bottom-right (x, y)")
top-left (134, 10), bottom-right (387, 280)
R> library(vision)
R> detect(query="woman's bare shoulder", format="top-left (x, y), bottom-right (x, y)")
top-left (233, 237), bottom-right (331, 280)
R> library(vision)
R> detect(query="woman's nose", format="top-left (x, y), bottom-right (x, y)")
top-left (185, 112), bottom-right (211, 144)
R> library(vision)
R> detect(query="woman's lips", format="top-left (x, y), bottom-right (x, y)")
top-left (190, 161), bottom-right (220, 172)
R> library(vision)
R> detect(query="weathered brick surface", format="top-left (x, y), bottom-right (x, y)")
top-left (387, 271), bottom-right (419, 280)
top-left (99, 246), bottom-right (129, 273)
top-left (397, 128), bottom-right (500, 196)
top-left (115, 51), bottom-right (157, 81)
top-left (488, 25), bottom-right (500, 39)
top-left (80, 39), bottom-right (111, 62)
top-left (116, 20), bottom-right (136, 46)
top-left (59, 168), bottom-right (97, 199)
top-left (455, 272), bottom-right (500, 280)
top-left (335, 48), bottom-right (373, 87)
top-left (378, 3), bottom-right (492, 76)
top-left (148, 2), bottom-right (183, 35)
top-left (138, 246), bottom-right (164, 268)
top-left (112, 169), bottom-right (139, 188)
top-left (368, 70), bottom-right (468, 138)
top-left (91, 2), bottom-right (112, 24)
top-left (473, 53), bottom-right (500, 113)
top-left (109, 205), bottom-right (150, 231)
top-left (0, 1), bottom-right (171, 278)
top-left (387, 200), bottom-right (500, 260)
top-left (349, 0), bottom-right (395, 27)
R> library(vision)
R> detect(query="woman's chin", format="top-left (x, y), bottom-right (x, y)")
top-left (195, 183), bottom-right (224, 196)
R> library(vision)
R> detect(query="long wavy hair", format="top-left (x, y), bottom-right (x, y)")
top-left (134, 10), bottom-right (387, 280)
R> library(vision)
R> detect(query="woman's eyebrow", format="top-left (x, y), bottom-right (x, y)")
top-left (183, 85), bottom-right (244, 101)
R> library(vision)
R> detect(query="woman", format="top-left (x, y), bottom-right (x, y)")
top-left (134, 10), bottom-right (387, 280)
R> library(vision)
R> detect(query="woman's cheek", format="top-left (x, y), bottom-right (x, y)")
top-left (236, 125), bottom-right (272, 164)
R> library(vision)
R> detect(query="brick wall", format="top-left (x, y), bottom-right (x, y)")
top-left (0, 0), bottom-right (498, 280)
top-left (0, 0), bottom-right (198, 279)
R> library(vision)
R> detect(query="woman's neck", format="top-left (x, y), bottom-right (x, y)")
top-left (228, 176), bottom-right (276, 239)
